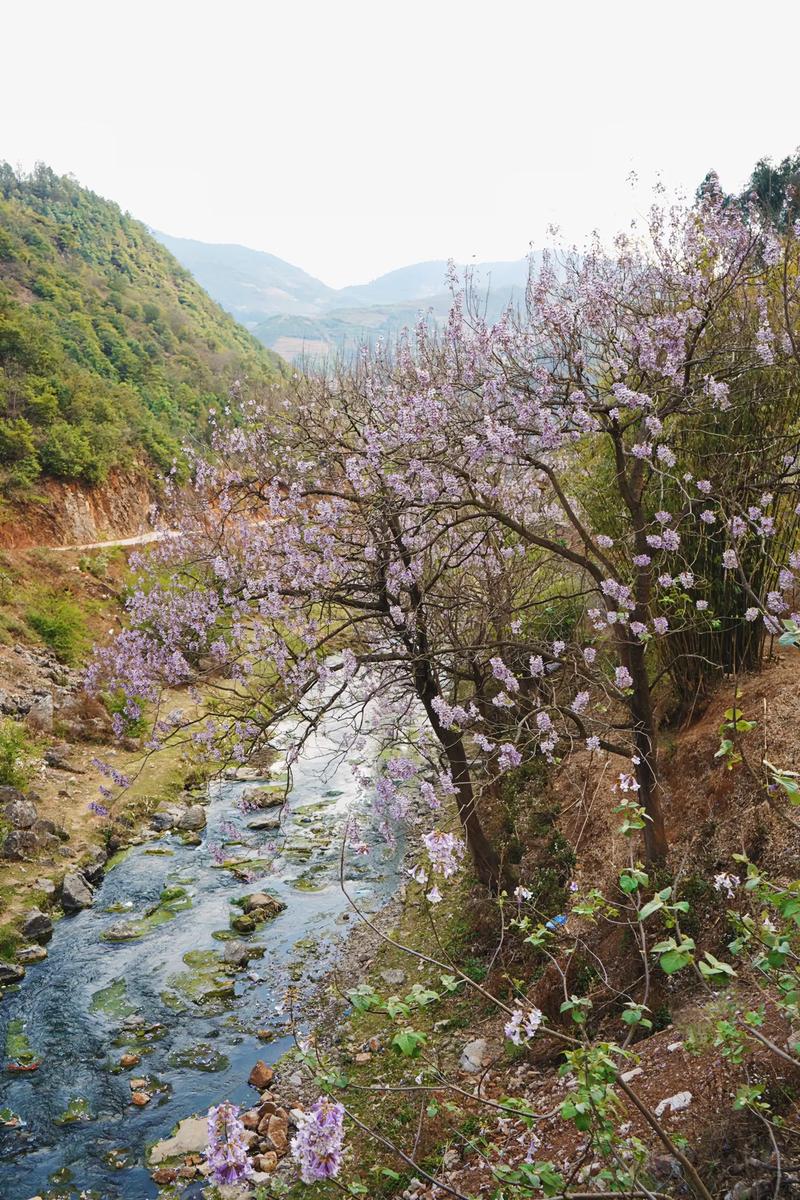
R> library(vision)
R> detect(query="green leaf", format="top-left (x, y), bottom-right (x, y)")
top-left (391, 1029), bottom-right (428, 1058)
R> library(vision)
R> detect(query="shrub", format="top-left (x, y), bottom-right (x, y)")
top-left (25, 589), bottom-right (90, 664)
top-left (0, 717), bottom-right (36, 788)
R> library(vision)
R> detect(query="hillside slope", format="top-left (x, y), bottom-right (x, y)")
top-left (154, 231), bottom-right (536, 361)
top-left (0, 163), bottom-right (286, 497)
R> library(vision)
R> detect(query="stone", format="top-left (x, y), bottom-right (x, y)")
top-left (241, 892), bottom-right (286, 919)
top-left (241, 785), bottom-right (284, 808)
top-left (151, 1168), bottom-right (178, 1185)
top-left (259, 1111), bottom-right (289, 1154)
top-left (149, 1115), bottom-right (208, 1164)
top-left (150, 806), bottom-right (183, 831)
top-left (242, 1108), bottom-right (262, 1130)
top-left (460, 1038), bottom-right (490, 1073)
top-left (119, 1054), bottom-right (141, 1068)
top-left (654, 1091), bottom-right (692, 1118)
top-left (21, 908), bottom-right (53, 942)
top-left (130, 1091), bottom-right (151, 1106)
top-left (354, 1052), bottom-right (371, 1065)
top-left (247, 814), bottom-right (281, 832)
top-left (0, 786), bottom-right (25, 806)
top-left (3, 799), bottom-right (38, 829)
top-left (81, 851), bottom-right (107, 886)
top-left (222, 939), bottom-right (258, 969)
top-left (178, 805), bottom-right (207, 831)
top-left (16, 945), bottom-right (47, 963)
top-left (231, 913), bottom-right (257, 934)
top-left (26, 693), bottom-right (53, 733)
top-left (61, 872), bottom-right (93, 912)
top-left (252, 1152), bottom-right (278, 1173)
top-left (1, 830), bottom-right (38, 860)
top-left (0, 963), bottom-right (25, 985)
top-left (248, 1060), bottom-right (274, 1089)
top-left (380, 968), bottom-right (406, 986)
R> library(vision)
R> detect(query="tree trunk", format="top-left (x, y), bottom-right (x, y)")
top-left (628, 644), bottom-right (668, 864)
top-left (440, 729), bottom-right (507, 892)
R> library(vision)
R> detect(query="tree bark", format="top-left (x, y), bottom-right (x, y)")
top-left (627, 642), bottom-right (668, 863)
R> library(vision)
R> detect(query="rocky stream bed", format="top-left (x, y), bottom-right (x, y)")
top-left (0, 708), bottom-right (401, 1199)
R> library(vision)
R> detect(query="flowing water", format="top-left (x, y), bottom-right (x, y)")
top-left (0, 709), bottom-right (400, 1199)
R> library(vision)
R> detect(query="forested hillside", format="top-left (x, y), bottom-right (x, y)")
top-left (0, 164), bottom-right (286, 495)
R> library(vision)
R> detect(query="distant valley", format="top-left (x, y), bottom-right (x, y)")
top-left (154, 231), bottom-right (536, 361)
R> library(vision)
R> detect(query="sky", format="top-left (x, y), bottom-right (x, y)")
top-left (3, 0), bottom-right (800, 288)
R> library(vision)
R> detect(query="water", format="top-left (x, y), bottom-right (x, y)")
top-left (0, 709), bottom-right (399, 1199)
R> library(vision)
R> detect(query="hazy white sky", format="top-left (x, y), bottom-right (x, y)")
top-left (3, 0), bottom-right (799, 288)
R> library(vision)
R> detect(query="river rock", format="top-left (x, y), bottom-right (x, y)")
top-left (130, 1091), bottom-right (151, 1106)
top-left (460, 1038), bottom-right (491, 1073)
top-left (149, 1115), bottom-right (208, 1164)
top-left (178, 805), bottom-right (207, 832)
top-left (2, 830), bottom-right (39, 860)
top-left (61, 871), bottom-right (93, 912)
top-left (248, 1060), bottom-right (274, 1089)
top-left (247, 814), bottom-right (281, 832)
top-left (16, 944), bottom-right (47, 963)
top-left (3, 798), bottom-right (38, 829)
top-left (241, 786), bottom-right (283, 809)
top-left (222, 939), bottom-right (258, 969)
top-left (0, 963), bottom-right (25, 985)
top-left (81, 850), bottom-right (107, 885)
top-left (150, 805), bottom-right (183, 831)
top-left (241, 892), bottom-right (286, 918)
top-left (22, 909), bottom-right (53, 941)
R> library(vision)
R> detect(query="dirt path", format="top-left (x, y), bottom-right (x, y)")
top-left (49, 529), bottom-right (177, 552)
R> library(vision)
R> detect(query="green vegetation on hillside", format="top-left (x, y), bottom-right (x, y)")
top-left (0, 163), bottom-right (286, 493)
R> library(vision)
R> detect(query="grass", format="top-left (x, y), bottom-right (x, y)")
top-left (0, 717), bottom-right (37, 788)
top-left (25, 587), bottom-right (91, 664)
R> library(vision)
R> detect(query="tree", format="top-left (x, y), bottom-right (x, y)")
top-left (93, 182), bottom-right (800, 875)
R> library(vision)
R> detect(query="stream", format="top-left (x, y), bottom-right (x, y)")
top-left (0, 707), bottom-right (400, 1199)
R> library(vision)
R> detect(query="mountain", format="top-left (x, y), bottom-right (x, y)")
top-left (0, 164), bottom-right (286, 493)
top-left (153, 233), bottom-right (338, 323)
top-left (152, 232), bottom-right (535, 361)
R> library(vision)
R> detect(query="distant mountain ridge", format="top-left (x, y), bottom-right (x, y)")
top-left (153, 231), bottom-right (536, 361)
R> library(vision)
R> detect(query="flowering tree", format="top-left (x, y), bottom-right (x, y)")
top-left (92, 181), bottom-right (800, 882)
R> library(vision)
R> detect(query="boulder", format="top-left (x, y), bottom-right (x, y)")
top-left (247, 814), bottom-right (281, 832)
top-left (16, 944), bottom-right (47, 963)
top-left (150, 806), bottom-right (183, 831)
top-left (61, 872), bottom-right (93, 912)
top-left (241, 892), bottom-right (286, 918)
top-left (2, 830), bottom-right (39, 860)
top-left (3, 799), bottom-right (38, 829)
top-left (149, 1115), bottom-right (208, 1164)
top-left (0, 786), bottom-right (25, 807)
top-left (178, 805), bottom-right (207, 832)
top-left (26, 693), bottom-right (53, 733)
top-left (222, 939), bottom-right (260, 969)
top-left (248, 1060), bottom-right (274, 1090)
top-left (0, 963), bottom-right (25, 985)
top-left (241, 786), bottom-right (283, 809)
top-left (21, 908), bottom-right (53, 942)
top-left (32, 818), bottom-right (68, 842)
top-left (80, 851), bottom-right (106, 886)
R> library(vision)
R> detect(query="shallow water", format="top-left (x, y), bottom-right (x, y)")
top-left (0, 710), bottom-right (399, 1199)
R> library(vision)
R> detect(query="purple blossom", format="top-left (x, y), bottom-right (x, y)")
top-left (423, 829), bottom-right (466, 878)
top-left (291, 1097), bottom-right (346, 1183)
top-left (615, 666), bottom-right (634, 690)
top-left (206, 1102), bottom-right (252, 1185)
